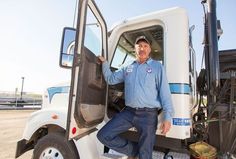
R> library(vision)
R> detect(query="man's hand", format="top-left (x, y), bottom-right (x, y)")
top-left (160, 121), bottom-right (171, 135)
top-left (98, 56), bottom-right (106, 63)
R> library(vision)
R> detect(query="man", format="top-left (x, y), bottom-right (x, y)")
top-left (97, 36), bottom-right (174, 159)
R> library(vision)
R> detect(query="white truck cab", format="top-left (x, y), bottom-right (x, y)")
top-left (16, 0), bottom-right (196, 158)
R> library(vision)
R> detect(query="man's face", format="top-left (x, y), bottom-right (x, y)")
top-left (135, 41), bottom-right (151, 62)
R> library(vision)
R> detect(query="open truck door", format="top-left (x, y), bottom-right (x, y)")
top-left (66, 0), bottom-right (108, 139)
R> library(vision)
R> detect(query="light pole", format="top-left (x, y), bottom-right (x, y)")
top-left (20, 77), bottom-right (25, 100)
top-left (15, 87), bottom-right (18, 107)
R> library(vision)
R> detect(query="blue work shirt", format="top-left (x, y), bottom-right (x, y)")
top-left (102, 58), bottom-right (174, 121)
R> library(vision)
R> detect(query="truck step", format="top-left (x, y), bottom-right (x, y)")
top-left (100, 153), bottom-right (126, 159)
top-left (166, 151), bottom-right (190, 159)
top-left (100, 151), bottom-right (190, 159)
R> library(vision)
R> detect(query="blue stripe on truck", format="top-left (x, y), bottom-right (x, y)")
top-left (47, 86), bottom-right (70, 103)
top-left (47, 83), bottom-right (190, 103)
top-left (169, 83), bottom-right (190, 94)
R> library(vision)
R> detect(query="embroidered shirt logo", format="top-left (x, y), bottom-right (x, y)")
top-left (126, 65), bottom-right (133, 73)
top-left (146, 67), bottom-right (152, 73)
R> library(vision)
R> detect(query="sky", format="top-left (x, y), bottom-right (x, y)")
top-left (0, 0), bottom-right (235, 94)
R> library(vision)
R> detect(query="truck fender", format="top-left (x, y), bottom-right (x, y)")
top-left (22, 107), bottom-right (68, 140)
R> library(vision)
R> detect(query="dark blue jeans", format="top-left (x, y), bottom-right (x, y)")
top-left (97, 106), bottom-right (158, 159)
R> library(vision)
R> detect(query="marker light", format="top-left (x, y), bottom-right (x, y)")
top-left (72, 127), bottom-right (77, 134)
top-left (51, 114), bottom-right (58, 119)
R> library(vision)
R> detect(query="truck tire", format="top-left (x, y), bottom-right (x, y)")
top-left (33, 133), bottom-right (79, 159)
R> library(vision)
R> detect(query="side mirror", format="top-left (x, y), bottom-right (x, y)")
top-left (59, 27), bottom-right (76, 68)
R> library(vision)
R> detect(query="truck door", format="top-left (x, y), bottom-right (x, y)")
top-left (66, 0), bottom-right (108, 139)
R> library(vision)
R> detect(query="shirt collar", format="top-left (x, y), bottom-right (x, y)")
top-left (134, 58), bottom-right (153, 66)
top-left (146, 58), bottom-right (153, 65)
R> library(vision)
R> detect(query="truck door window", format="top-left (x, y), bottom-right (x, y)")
top-left (84, 8), bottom-right (102, 56)
top-left (111, 25), bottom-right (164, 69)
top-left (111, 45), bottom-right (135, 69)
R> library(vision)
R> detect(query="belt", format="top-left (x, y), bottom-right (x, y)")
top-left (125, 106), bottom-right (158, 112)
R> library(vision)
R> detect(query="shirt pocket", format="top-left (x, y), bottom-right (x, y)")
top-left (144, 72), bottom-right (156, 89)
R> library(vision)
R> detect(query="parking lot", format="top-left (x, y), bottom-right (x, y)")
top-left (0, 109), bottom-right (36, 159)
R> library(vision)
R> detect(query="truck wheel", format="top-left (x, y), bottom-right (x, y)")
top-left (33, 133), bottom-right (79, 159)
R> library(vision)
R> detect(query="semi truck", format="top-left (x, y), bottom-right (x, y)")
top-left (15, 0), bottom-right (236, 158)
